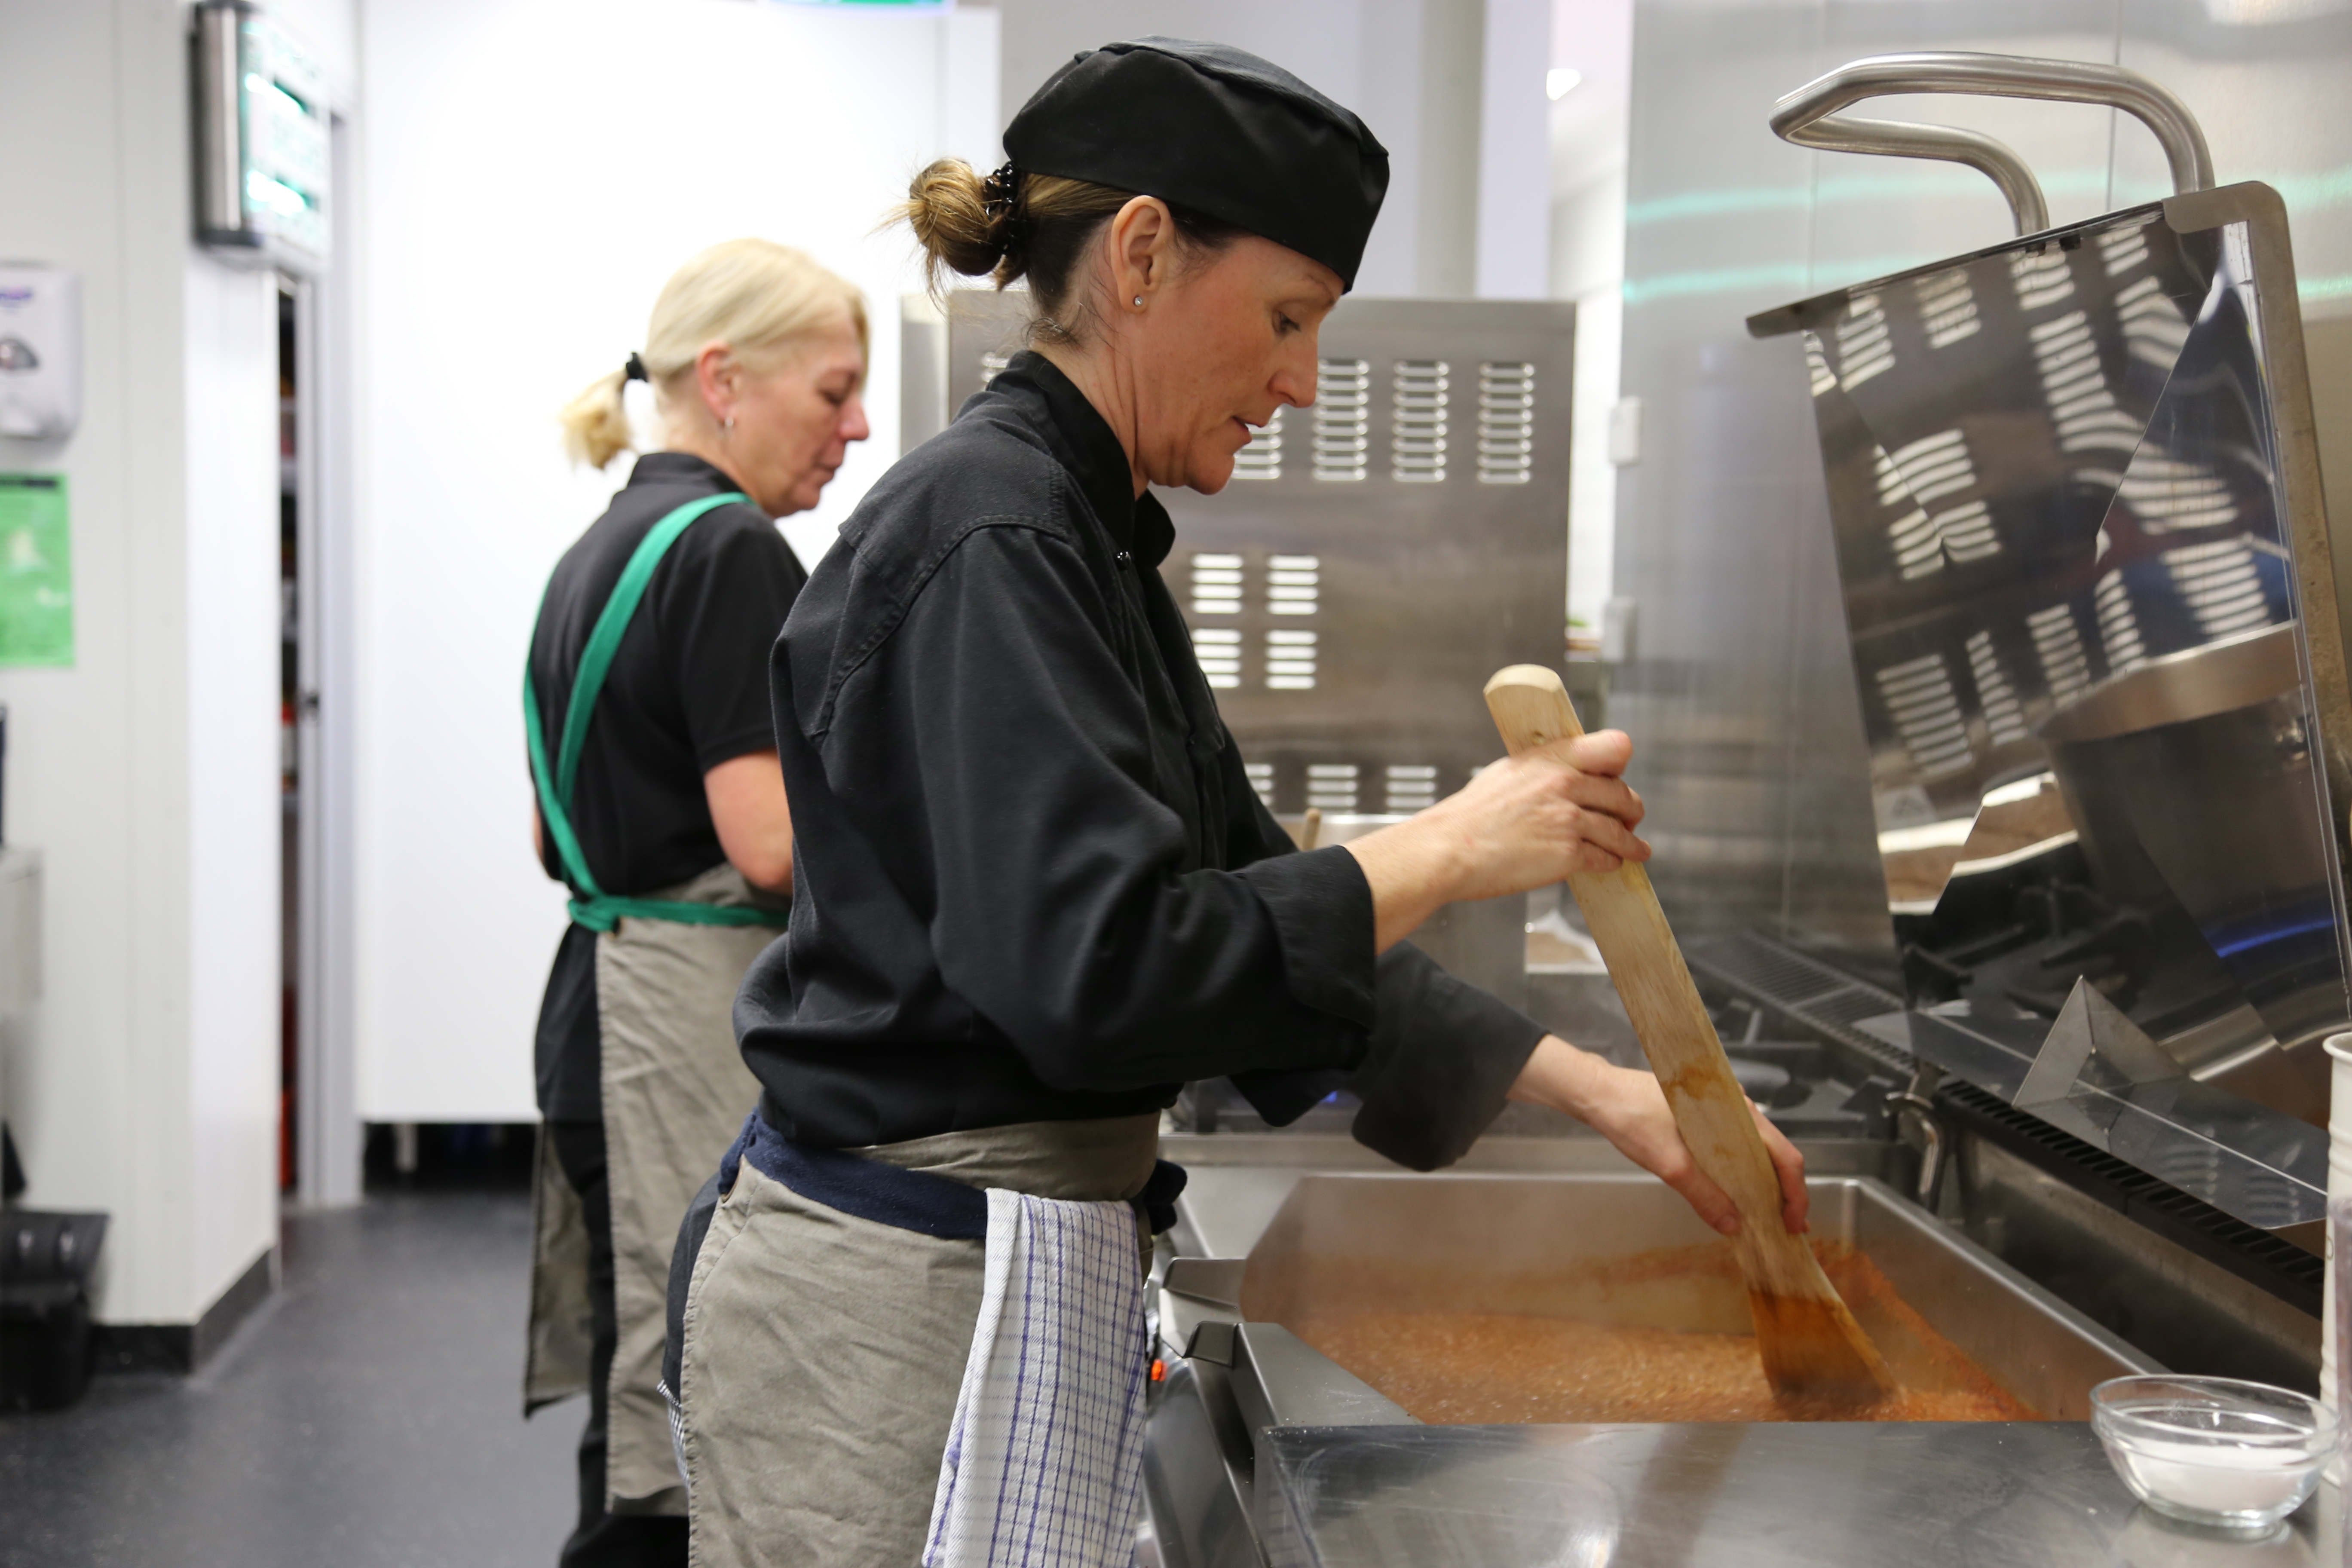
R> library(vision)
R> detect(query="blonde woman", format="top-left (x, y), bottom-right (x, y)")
top-left (524, 238), bottom-right (867, 1568)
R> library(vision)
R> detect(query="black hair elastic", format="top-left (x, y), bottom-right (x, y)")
top-left (980, 161), bottom-right (1026, 262)
top-left (623, 351), bottom-right (649, 383)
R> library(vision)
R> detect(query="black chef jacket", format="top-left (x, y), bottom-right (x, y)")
top-left (736, 353), bottom-right (1545, 1171)
top-left (529, 452), bottom-right (807, 1121)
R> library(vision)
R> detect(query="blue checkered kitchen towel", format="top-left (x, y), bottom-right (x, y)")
top-left (924, 1188), bottom-right (1153, 1568)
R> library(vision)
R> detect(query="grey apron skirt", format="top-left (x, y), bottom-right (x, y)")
top-left (672, 1114), bottom-right (1169, 1568)
top-left (519, 489), bottom-right (790, 1514)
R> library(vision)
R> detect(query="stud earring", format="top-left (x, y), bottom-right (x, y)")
top-left (1133, 295), bottom-right (1145, 308)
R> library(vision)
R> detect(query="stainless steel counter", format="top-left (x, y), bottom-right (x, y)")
top-left (1255, 1422), bottom-right (2342, 1568)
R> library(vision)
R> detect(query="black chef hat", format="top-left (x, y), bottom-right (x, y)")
top-left (1003, 37), bottom-right (1391, 292)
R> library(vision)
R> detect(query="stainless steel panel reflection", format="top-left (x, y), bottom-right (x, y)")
top-left (1612, 0), bottom-right (2352, 977)
top-left (1750, 187), bottom-right (2352, 1126)
top-left (1254, 1423), bottom-right (2344, 1568)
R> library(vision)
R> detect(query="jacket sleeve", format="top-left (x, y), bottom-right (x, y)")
top-left (821, 521), bottom-right (1377, 1093)
top-left (1214, 732), bottom-right (1547, 1166)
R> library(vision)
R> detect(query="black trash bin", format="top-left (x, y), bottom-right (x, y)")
top-left (1, 1208), bottom-right (108, 1410)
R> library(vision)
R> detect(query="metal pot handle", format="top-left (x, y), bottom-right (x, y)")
top-left (1771, 52), bottom-right (2215, 237)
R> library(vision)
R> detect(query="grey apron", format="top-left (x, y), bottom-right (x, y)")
top-left (519, 490), bottom-right (789, 1513)
top-left (677, 1115), bottom-right (1160, 1567)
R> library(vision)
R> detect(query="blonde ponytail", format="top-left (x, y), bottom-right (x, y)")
top-left (558, 368), bottom-right (635, 470)
top-left (559, 239), bottom-right (868, 468)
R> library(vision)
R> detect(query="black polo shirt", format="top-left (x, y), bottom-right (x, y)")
top-left (529, 452), bottom-right (806, 1121)
top-left (736, 353), bottom-right (1543, 1170)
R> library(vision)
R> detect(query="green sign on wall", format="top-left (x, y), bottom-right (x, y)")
top-left (0, 474), bottom-right (73, 667)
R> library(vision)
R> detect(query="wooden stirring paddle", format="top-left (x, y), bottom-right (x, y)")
top-left (1484, 664), bottom-right (1895, 1407)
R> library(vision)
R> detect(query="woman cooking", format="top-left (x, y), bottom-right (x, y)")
top-left (670, 40), bottom-right (1808, 1567)
top-left (527, 238), bottom-right (868, 1568)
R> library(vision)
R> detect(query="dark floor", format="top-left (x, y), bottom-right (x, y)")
top-left (0, 1188), bottom-right (579, 1568)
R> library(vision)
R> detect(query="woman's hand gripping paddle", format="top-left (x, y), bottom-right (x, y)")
top-left (1484, 664), bottom-right (1895, 1408)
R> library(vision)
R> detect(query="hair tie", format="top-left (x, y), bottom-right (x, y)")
top-left (980, 161), bottom-right (1026, 262)
top-left (623, 351), bottom-right (649, 383)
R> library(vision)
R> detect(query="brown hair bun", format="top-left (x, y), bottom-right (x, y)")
top-left (901, 159), bottom-right (1015, 293)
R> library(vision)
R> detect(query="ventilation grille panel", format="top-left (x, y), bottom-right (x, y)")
top-left (1306, 763), bottom-right (1359, 812)
top-left (1265, 628), bottom-right (1317, 690)
top-left (1384, 764), bottom-right (1438, 812)
top-left (1391, 359), bottom-right (1450, 483)
top-left (1265, 554), bottom-right (1319, 616)
top-left (1475, 361), bottom-right (1534, 484)
top-left (1188, 552), bottom-right (1243, 618)
top-left (1191, 627), bottom-right (1241, 689)
top-left (1312, 359), bottom-right (1370, 481)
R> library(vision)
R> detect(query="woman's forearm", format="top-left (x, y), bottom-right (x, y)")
top-left (1343, 819), bottom-right (1467, 951)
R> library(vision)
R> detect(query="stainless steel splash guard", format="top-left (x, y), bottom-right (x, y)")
top-left (1747, 54), bottom-right (2345, 1230)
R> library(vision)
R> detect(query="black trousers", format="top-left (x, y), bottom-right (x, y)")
top-left (549, 1120), bottom-right (689, 1568)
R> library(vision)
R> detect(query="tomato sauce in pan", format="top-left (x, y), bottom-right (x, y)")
top-left (1284, 1242), bottom-right (2036, 1424)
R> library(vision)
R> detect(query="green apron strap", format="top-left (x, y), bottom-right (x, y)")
top-left (525, 492), bottom-right (789, 934)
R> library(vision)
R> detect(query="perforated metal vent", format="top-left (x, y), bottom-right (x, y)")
top-left (1233, 409), bottom-right (1283, 481)
top-left (1305, 763), bottom-right (1359, 811)
top-left (1265, 628), bottom-right (1316, 690)
top-left (1265, 554), bottom-right (1319, 616)
top-left (1383, 764), bottom-right (1438, 812)
top-left (1312, 359), bottom-right (1369, 481)
top-left (1391, 359), bottom-right (1450, 482)
top-left (1191, 626), bottom-right (1242, 689)
top-left (1188, 552), bottom-right (1243, 618)
top-left (1475, 362), bottom-right (1534, 484)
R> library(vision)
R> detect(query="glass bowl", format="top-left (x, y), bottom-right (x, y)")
top-left (2091, 1375), bottom-right (2336, 1535)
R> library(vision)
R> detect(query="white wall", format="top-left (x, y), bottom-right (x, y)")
top-left (352, 0), bottom-right (1000, 1121)
top-left (0, 0), bottom-right (292, 1325)
top-left (1548, 0), bottom-right (1636, 638)
top-left (1477, 0), bottom-right (1554, 297)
